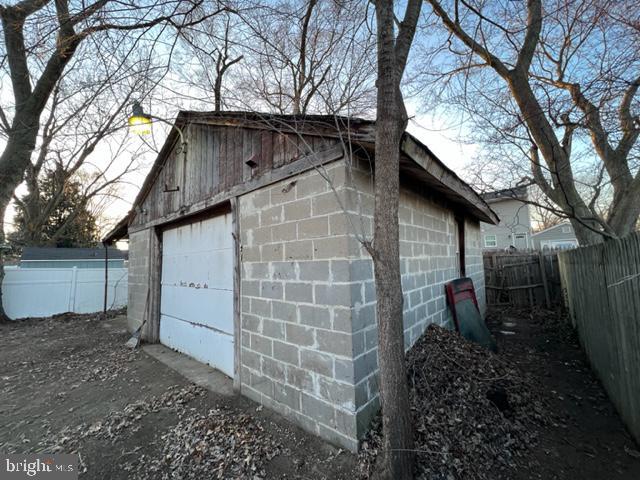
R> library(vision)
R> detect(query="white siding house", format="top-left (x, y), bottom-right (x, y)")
top-left (532, 222), bottom-right (579, 249)
top-left (480, 187), bottom-right (532, 250)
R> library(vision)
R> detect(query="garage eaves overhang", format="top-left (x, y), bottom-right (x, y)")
top-left (103, 111), bottom-right (498, 241)
top-left (399, 134), bottom-right (498, 225)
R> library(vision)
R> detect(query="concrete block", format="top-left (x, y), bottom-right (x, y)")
top-left (318, 377), bottom-right (354, 410)
top-left (353, 304), bottom-right (375, 332)
top-left (315, 284), bottom-right (351, 307)
top-left (271, 222), bottom-right (297, 242)
top-left (260, 281), bottom-right (283, 300)
top-left (242, 348), bottom-right (261, 371)
top-left (317, 330), bottom-right (352, 357)
top-left (364, 327), bottom-right (377, 351)
top-left (242, 280), bottom-right (260, 297)
top-left (312, 191), bottom-right (342, 216)
top-left (330, 260), bottom-right (351, 282)
top-left (328, 213), bottom-right (349, 236)
top-left (334, 358), bottom-right (355, 383)
top-left (318, 424), bottom-right (358, 452)
top-left (285, 240), bottom-right (314, 261)
top-left (301, 393), bottom-right (335, 426)
top-left (286, 365), bottom-right (314, 392)
top-left (262, 318), bottom-right (285, 340)
top-left (272, 300), bottom-right (297, 322)
top-left (252, 226), bottom-right (272, 245)
top-left (274, 382), bottom-right (301, 411)
top-left (353, 349), bottom-right (378, 383)
top-left (300, 349), bottom-right (334, 378)
top-left (241, 314), bottom-right (261, 333)
top-left (273, 340), bottom-right (299, 366)
top-left (285, 282), bottom-right (314, 303)
top-left (250, 333), bottom-right (273, 357)
top-left (332, 308), bottom-right (352, 332)
top-left (298, 217), bottom-right (329, 239)
top-left (313, 237), bottom-right (350, 259)
top-left (352, 330), bottom-right (365, 357)
top-left (350, 259), bottom-right (374, 282)
top-left (299, 261), bottom-right (330, 281)
top-left (299, 304), bottom-right (331, 329)
top-left (242, 246), bottom-right (261, 262)
top-left (262, 356), bottom-right (286, 380)
top-left (285, 323), bottom-right (315, 347)
top-left (250, 298), bottom-right (271, 317)
top-left (261, 244), bottom-right (284, 262)
top-left (271, 182), bottom-right (296, 205)
top-left (296, 173), bottom-right (329, 199)
top-left (334, 409), bottom-right (358, 438)
top-left (270, 261), bottom-right (298, 281)
top-left (283, 198), bottom-right (311, 221)
top-left (261, 205), bottom-right (283, 226)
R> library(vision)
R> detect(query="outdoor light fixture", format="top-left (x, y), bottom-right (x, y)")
top-left (128, 102), bottom-right (152, 135)
top-left (128, 100), bottom-right (187, 203)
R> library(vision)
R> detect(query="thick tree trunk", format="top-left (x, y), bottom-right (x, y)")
top-left (0, 202), bottom-right (10, 322)
top-left (371, 1), bottom-right (415, 478)
top-left (0, 128), bottom-right (40, 321)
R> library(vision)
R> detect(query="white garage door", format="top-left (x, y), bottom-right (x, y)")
top-left (160, 214), bottom-right (235, 378)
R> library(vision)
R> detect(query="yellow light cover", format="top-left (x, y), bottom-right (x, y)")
top-left (128, 115), bottom-right (152, 135)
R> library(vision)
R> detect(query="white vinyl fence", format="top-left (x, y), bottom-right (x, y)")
top-left (2, 267), bottom-right (128, 319)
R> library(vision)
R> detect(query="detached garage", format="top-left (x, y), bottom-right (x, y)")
top-left (105, 111), bottom-right (497, 451)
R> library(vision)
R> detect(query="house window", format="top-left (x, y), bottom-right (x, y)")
top-left (484, 235), bottom-right (497, 248)
top-left (562, 226), bottom-right (571, 233)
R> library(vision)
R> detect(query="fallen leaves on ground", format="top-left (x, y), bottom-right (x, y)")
top-left (358, 324), bottom-right (549, 480)
top-left (124, 407), bottom-right (284, 480)
top-left (35, 384), bottom-right (205, 473)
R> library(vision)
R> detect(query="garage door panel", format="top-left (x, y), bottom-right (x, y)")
top-left (160, 214), bottom-right (234, 378)
top-left (162, 249), bottom-right (233, 290)
top-left (160, 285), bottom-right (234, 334)
top-left (159, 315), bottom-right (234, 378)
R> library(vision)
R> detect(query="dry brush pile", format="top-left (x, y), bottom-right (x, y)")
top-left (359, 324), bottom-right (549, 480)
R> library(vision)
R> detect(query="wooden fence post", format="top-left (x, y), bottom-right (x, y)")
top-left (538, 251), bottom-right (551, 309)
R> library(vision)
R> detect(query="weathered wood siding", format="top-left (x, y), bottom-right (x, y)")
top-left (558, 232), bottom-right (640, 444)
top-left (132, 124), bottom-right (339, 227)
top-left (483, 250), bottom-right (561, 308)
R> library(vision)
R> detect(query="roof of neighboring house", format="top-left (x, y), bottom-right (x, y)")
top-left (531, 222), bottom-right (574, 237)
top-left (103, 111), bottom-right (499, 242)
top-left (480, 186), bottom-right (528, 203)
top-left (21, 247), bottom-right (128, 262)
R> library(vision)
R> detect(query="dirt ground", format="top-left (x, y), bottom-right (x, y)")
top-left (487, 307), bottom-right (640, 480)
top-left (1, 308), bottom-right (639, 479)
top-left (0, 313), bottom-right (356, 479)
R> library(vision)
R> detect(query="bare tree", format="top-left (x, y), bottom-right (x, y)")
top-left (419, 0), bottom-right (640, 245)
top-left (232, 0), bottom-right (376, 115)
top-left (176, 11), bottom-right (244, 112)
top-left (367, 0), bottom-right (422, 478)
top-left (0, 0), bottom-right (224, 320)
top-left (10, 43), bottom-right (157, 247)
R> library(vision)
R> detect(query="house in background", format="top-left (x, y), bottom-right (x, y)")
top-left (532, 222), bottom-right (578, 250)
top-left (104, 111), bottom-right (498, 451)
top-left (480, 186), bottom-right (532, 250)
top-left (20, 247), bottom-right (128, 269)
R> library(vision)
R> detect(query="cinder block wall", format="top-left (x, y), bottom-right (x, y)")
top-left (236, 156), bottom-right (486, 451)
top-left (238, 160), bottom-right (363, 451)
top-left (341, 157), bottom-right (486, 437)
top-left (127, 229), bottom-right (151, 334)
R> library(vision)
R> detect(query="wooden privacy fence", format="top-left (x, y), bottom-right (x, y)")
top-left (558, 232), bottom-right (640, 444)
top-left (483, 250), bottom-right (562, 308)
